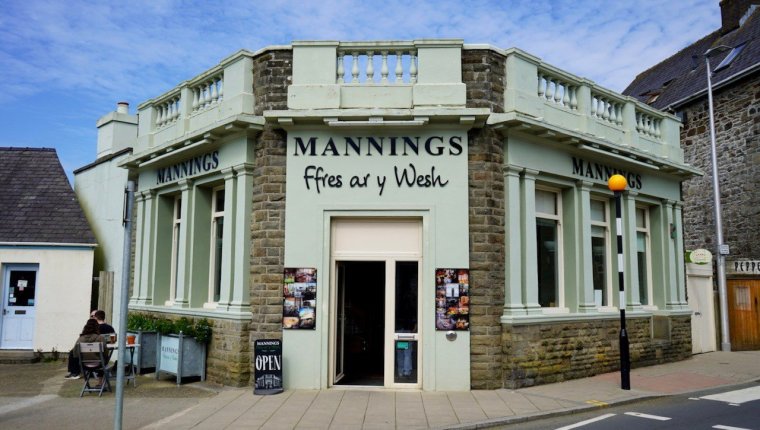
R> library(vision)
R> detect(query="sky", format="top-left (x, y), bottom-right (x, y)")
top-left (0, 0), bottom-right (721, 180)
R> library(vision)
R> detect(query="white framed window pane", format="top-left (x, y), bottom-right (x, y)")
top-left (590, 200), bottom-right (606, 222)
top-left (636, 231), bottom-right (648, 305)
top-left (591, 225), bottom-right (605, 237)
top-left (536, 218), bottom-right (558, 307)
top-left (592, 236), bottom-right (607, 306)
top-left (636, 208), bottom-right (646, 228)
top-left (212, 218), bottom-right (224, 302)
top-left (536, 190), bottom-right (557, 215)
top-left (215, 189), bottom-right (225, 212)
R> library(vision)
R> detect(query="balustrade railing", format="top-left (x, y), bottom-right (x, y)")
top-left (154, 94), bottom-right (181, 129)
top-left (635, 109), bottom-right (662, 139)
top-left (590, 91), bottom-right (624, 127)
top-left (191, 72), bottom-right (224, 113)
top-left (337, 45), bottom-right (417, 84)
top-left (537, 71), bottom-right (578, 110)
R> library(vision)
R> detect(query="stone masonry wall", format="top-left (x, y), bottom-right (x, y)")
top-left (247, 50), bottom-right (292, 384)
top-left (463, 48), bottom-right (507, 389)
top-left (502, 315), bottom-right (692, 388)
top-left (463, 49), bottom-right (505, 113)
top-left (680, 73), bottom-right (760, 259)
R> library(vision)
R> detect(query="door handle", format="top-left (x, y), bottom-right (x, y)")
top-left (694, 311), bottom-right (701, 316)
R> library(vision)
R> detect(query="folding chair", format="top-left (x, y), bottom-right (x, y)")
top-left (78, 342), bottom-right (112, 397)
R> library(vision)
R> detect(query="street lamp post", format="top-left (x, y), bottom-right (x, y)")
top-left (608, 174), bottom-right (630, 390)
top-left (705, 45), bottom-right (732, 352)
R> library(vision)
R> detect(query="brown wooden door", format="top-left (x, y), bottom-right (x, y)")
top-left (727, 279), bottom-right (760, 350)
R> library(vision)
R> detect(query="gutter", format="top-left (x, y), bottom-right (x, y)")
top-left (0, 242), bottom-right (98, 248)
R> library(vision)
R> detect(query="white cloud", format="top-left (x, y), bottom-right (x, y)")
top-left (0, 0), bottom-right (720, 176)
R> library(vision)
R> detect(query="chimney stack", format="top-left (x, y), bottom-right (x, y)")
top-left (720, 0), bottom-right (760, 34)
top-left (96, 101), bottom-right (137, 158)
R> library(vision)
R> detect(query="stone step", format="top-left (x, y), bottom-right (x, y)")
top-left (0, 349), bottom-right (40, 364)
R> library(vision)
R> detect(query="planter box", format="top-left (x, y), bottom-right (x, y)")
top-left (126, 330), bottom-right (157, 374)
top-left (155, 333), bottom-right (207, 385)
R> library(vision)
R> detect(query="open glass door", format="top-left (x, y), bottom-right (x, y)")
top-left (334, 263), bottom-right (346, 384)
top-left (330, 218), bottom-right (422, 388)
top-left (392, 261), bottom-right (419, 385)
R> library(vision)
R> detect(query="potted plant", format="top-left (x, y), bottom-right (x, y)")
top-left (155, 317), bottom-right (211, 385)
top-left (126, 313), bottom-right (160, 374)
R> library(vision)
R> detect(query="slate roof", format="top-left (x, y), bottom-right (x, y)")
top-left (0, 147), bottom-right (96, 245)
top-left (623, 7), bottom-right (760, 110)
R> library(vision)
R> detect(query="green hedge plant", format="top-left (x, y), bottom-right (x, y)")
top-left (126, 313), bottom-right (212, 344)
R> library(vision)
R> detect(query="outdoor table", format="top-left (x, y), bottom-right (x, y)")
top-left (107, 343), bottom-right (140, 387)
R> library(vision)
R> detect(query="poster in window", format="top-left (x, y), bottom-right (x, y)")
top-left (435, 268), bottom-right (469, 331)
top-left (283, 268), bottom-right (317, 329)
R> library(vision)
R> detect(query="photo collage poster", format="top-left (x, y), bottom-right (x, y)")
top-left (282, 268), bottom-right (317, 330)
top-left (435, 268), bottom-right (470, 331)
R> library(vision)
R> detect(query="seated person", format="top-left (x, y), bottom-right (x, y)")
top-left (92, 309), bottom-right (115, 338)
top-left (65, 319), bottom-right (104, 379)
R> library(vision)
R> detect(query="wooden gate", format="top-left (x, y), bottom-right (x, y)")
top-left (727, 279), bottom-right (760, 350)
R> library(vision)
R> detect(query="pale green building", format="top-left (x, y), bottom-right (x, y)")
top-left (117, 40), bottom-right (699, 389)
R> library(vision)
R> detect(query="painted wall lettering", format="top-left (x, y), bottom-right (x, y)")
top-left (293, 136), bottom-right (463, 157)
top-left (156, 150), bottom-right (220, 184)
top-left (571, 157), bottom-right (642, 189)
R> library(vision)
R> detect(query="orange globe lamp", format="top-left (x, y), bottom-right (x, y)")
top-left (607, 174), bottom-right (627, 192)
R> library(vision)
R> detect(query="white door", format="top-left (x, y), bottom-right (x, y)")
top-left (687, 268), bottom-right (716, 354)
top-left (330, 219), bottom-right (422, 388)
top-left (1, 264), bottom-right (39, 349)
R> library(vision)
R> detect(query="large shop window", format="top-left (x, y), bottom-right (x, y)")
top-left (590, 198), bottom-right (611, 308)
top-left (635, 206), bottom-right (652, 306)
top-left (209, 187), bottom-right (225, 303)
top-left (536, 188), bottom-right (562, 308)
top-left (169, 195), bottom-right (182, 304)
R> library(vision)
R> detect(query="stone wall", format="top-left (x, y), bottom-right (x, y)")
top-left (502, 315), bottom-right (692, 388)
top-left (680, 73), bottom-right (760, 258)
top-left (463, 49), bottom-right (507, 389)
top-left (206, 318), bottom-right (250, 386)
top-left (247, 49), bottom-right (291, 383)
top-left (462, 49), bottom-right (505, 113)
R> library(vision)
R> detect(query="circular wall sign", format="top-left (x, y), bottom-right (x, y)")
top-left (689, 248), bottom-right (712, 264)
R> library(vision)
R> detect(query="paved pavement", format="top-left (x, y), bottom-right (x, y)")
top-left (1, 351), bottom-right (759, 429)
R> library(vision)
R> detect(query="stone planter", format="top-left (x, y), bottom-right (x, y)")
top-left (126, 330), bottom-right (157, 374)
top-left (155, 332), bottom-right (207, 385)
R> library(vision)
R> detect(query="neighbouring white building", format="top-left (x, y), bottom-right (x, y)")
top-left (0, 147), bottom-right (96, 354)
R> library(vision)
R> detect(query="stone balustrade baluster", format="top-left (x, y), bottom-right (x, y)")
top-left (380, 51), bottom-right (389, 83)
top-left (609, 101), bottom-right (617, 123)
top-left (562, 83), bottom-right (570, 107)
top-left (337, 54), bottom-right (344, 84)
top-left (205, 83), bottom-right (212, 107)
top-left (570, 87), bottom-right (578, 109)
top-left (366, 51), bottom-right (374, 83)
top-left (591, 95), bottom-right (598, 116)
top-left (395, 51), bottom-right (403, 83)
top-left (211, 80), bottom-right (219, 104)
top-left (192, 89), bottom-right (199, 112)
top-left (537, 74), bottom-right (546, 98)
top-left (554, 81), bottom-right (563, 104)
top-left (546, 78), bottom-right (555, 101)
top-left (351, 52), bottom-right (359, 83)
top-left (217, 77), bottom-right (223, 102)
top-left (409, 53), bottom-right (417, 83)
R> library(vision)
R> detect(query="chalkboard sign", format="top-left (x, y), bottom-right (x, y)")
top-left (254, 339), bottom-right (283, 395)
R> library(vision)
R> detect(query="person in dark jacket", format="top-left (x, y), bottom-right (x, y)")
top-left (65, 318), bottom-right (104, 379)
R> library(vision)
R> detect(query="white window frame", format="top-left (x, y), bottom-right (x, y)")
top-left (535, 186), bottom-right (566, 313)
top-left (167, 195), bottom-right (182, 306)
top-left (206, 186), bottom-right (225, 307)
top-left (636, 206), bottom-right (655, 309)
top-left (590, 197), bottom-right (614, 311)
